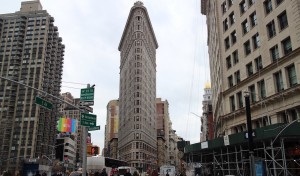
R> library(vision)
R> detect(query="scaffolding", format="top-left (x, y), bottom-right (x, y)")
top-left (184, 123), bottom-right (300, 176)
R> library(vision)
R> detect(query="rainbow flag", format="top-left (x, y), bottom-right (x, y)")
top-left (57, 117), bottom-right (77, 133)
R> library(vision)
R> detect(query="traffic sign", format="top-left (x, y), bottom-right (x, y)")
top-left (80, 88), bottom-right (94, 101)
top-left (35, 96), bottom-right (52, 110)
top-left (81, 113), bottom-right (96, 127)
top-left (88, 126), bottom-right (100, 131)
top-left (80, 101), bottom-right (94, 106)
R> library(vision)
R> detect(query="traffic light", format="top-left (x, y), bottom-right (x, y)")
top-left (91, 146), bottom-right (99, 156)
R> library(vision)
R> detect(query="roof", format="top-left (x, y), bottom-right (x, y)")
top-left (118, 2), bottom-right (158, 51)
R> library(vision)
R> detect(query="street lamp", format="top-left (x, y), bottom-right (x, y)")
top-left (41, 143), bottom-right (65, 161)
top-left (244, 91), bottom-right (255, 176)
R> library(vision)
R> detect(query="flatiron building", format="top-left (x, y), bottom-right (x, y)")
top-left (118, 1), bottom-right (158, 169)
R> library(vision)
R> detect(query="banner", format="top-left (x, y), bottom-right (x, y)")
top-left (57, 117), bottom-right (77, 133)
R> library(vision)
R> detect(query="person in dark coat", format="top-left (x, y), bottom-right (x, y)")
top-left (100, 168), bottom-right (108, 176)
top-left (35, 171), bottom-right (41, 176)
top-left (124, 169), bottom-right (132, 176)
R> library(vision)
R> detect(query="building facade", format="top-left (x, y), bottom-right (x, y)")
top-left (55, 136), bottom-right (76, 170)
top-left (156, 98), bottom-right (170, 167)
top-left (118, 1), bottom-right (158, 169)
top-left (60, 93), bottom-right (83, 169)
top-left (202, 0), bottom-right (300, 138)
top-left (0, 0), bottom-right (64, 172)
top-left (184, 0), bottom-right (300, 175)
top-left (200, 82), bottom-right (213, 142)
top-left (103, 99), bottom-right (119, 158)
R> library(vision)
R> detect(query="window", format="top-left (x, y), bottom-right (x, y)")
top-left (135, 77), bottom-right (141, 82)
top-left (226, 56), bottom-right (232, 69)
top-left (240, 0), bottom-right (247, 14)
top-left (254, 56), bottom-right (263, 71)
top-left (230, 95), bottom-right (235, 112)
top-left (222, 2), bottom-right (227, 14)
top-left (267, 20), bottom-right (276, 38)
top-left (246, 62), bottom-right (253, 76)
top-left (274, 71), bottom-right (284, 92)
top-left (237, 92), bottom-right (243, 108)
top-left (244, 40), bottom-right (251, 55)
top-left (270, 45), bottom-right (279, 62)
top-left (276, 0), bottom-right (284, 6)
top-left (252, 33), bottom-right (260, 49)
top-left (248, 0), bottom-right (255, 6)
top-left (225, 37), bottom-right (230, 49)
top-left (231, 30), bottom-right (237, 44)
top-left (234, 70), bottom-right (241, 84)
top-left (232, 50), bottom-right (239, 64)
top-left (264, 0), bottom-right (273, 14)
top-left (290, 109), bottom-right (298, 121)
top-left (242, 20), bottom-right (249, 34)
top-left (229, 12), bottom-right (235, 25)
top-left (286, 64), bottom-right (297, 87)
top-left (228, 0), bottom-right (233, 7)
top-left (248, 84), bottom-right (256, 103)
top-left (250, 11), bottom-right (257, 27)
top-left (281, 37), bottom-right (292, 55)
top-left (278, 11), bottom-right (288, 30)
top-left (258, 79), bottom-right (266, 99)
top-left (228, 75), bottom-right (234, 87)
top-left (223, 19), bottom-right (229, 31)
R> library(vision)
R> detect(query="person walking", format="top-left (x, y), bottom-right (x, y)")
top-left (100, 168), bottom-right (108, 176)
top-left (132, 171), bottom-right (139, 176)
top-left (124, 169), bottom-right (132, 176)
top-left (35, 171), bottom-right (41, 176)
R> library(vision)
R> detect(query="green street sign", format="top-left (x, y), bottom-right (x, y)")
top-left (88, 126), bottom-right (100, 131)
top-left (35, 96), bottom-right (52, 110)
top-left (80, 113), bottom-right (96, 127)
top-left (80, 88), bottom-right (94, 101)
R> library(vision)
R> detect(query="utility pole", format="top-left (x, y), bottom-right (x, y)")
top-left (244, 91), bottom-right (255, 176)
top-left (81, 83), bottom-right (95, 176)
top-left (82, 84), bottom-right (89, 176)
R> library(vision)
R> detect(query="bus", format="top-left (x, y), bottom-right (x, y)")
top-left (118, 166), bottom-right (138, 176)
top-left (160, 165), bottom-right (176, 176)
top-left (87, 156), bottom-right (128, 174)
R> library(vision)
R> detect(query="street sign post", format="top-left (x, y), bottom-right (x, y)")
top-left (80, 88), bottom-right (95, 101)
top-left (88, 126), bottom-right (100, 131)
top-left (80, 113), bottom-right (96, 127)
top-left (35, 96), bottom-right (52, 110)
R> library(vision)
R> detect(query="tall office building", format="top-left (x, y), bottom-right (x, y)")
top-left (118, 1), bottom-right (158, 169)
top-left (202, 0), bottom-right (300, 137)
top-left (0, 0), bottom-right (64, 172)
top-left (197, 0), bottom-right (300, 174)
top-left (103, 99), bottom-right (119, 159)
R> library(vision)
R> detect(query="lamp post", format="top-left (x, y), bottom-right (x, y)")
top-left (41, 143), bottom-right (65, 162)
top-left (244, 91), bottom-right (255, 176)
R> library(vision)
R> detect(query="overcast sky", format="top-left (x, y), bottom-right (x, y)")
top-left (2, 0), bottom-right (210, 152)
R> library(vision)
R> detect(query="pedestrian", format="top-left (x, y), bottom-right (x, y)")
top-left (35, 171), bottom-right (41, 176)
top-left (124, 169), bottom-right (132, 176)
top-left (151, 170), bottom-right (157, 176)
top-left (133, 171), bottom-right (139, 176)
top-left (94, 171), bottom-right (100, 176)
top-left (100, 168), bottom-right (108, 176)
top-left (166, 171), bottom-right (169, 176)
